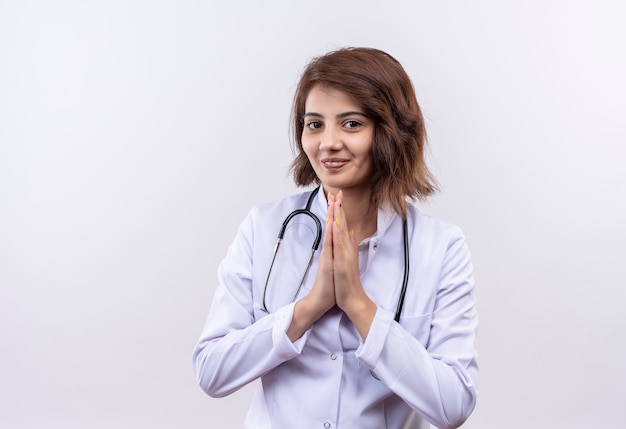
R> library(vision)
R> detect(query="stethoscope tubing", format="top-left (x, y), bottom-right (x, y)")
top-left (260, 186), bottom-right (409, 323)
top-left (261, 187), bottom-right (322, 314)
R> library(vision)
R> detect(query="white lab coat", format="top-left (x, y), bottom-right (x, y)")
top-left (193, 188), bottom-right (478, 429)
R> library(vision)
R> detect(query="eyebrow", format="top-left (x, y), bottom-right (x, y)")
top-left (303, 111), bottom-right (368, 120)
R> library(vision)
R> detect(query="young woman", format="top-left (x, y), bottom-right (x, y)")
top-left (193, 47), bottom-right (478, 429)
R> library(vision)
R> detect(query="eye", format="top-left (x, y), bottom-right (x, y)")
top-left (344, 120), bottom-right (362, 129)
top-left (306, 121), bottom-right (323, 130)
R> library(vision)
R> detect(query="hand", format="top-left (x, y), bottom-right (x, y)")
top-left (329, 190), bottom-right (362, 309)
top-left (288, 190), bottom-right (376, 342)
top-left (331, 191), bottom-right (377, 339)
top-left (287, 191), bottom-right (336, 341)
top-left (306, 190), bottom-right (338, 314)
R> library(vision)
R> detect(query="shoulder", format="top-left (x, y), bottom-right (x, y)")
top-left (235, 189), bottom-right (320, 251)
top-left (404, 203), bottom-right (472, 270)
top-left (406, 202), bottom-right (466, 244)
top-left (250, 189), bottom-right (315, 219)
top-left (241, 189), bottom-right (319, 235)
top-left (232, 189), bottom-right (316, 246)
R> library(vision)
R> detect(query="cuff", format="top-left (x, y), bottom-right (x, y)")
top-left (271, 302), bottom-right (310, 359)
top-left (355, 306), bottom-right (394, 370)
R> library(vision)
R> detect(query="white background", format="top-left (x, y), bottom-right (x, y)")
top-left (1, 1), bottom-right (625, 428)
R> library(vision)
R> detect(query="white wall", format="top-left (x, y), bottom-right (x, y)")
top-left (1, 1), bottom-right (624, 428)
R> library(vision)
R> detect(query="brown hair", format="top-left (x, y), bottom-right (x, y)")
top-left (290, 47), bottom-right (438, 218)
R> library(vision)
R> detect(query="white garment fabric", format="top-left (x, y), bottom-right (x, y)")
top-left (193, 188), bottom-right (478, 429)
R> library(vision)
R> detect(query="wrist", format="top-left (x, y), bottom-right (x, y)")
top-left (297, 294), bottom-right (329, 323)
top-left (341, 294), bottom-right (377, 341)
top-left (287, 294), bottom-right (330, 342)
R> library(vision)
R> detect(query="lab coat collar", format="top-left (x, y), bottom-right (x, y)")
top-left (311, 185), bottom-right (328, 218)
top-left (375, 205), bottom-right (398, 239)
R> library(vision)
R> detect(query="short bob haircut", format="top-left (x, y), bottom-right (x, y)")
top-left (290, 47), bottom-right (438, 218)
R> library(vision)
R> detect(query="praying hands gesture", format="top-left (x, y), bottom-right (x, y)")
top-left (287, 190), bottom-right (377, 342)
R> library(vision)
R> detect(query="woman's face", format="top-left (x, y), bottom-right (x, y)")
top-left (301, 85), bottom-right (374, 195)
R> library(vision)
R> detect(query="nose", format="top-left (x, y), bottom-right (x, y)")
top-left (318, 126), bottom-right (342, 151)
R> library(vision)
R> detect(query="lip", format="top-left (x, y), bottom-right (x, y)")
top-left (321, 158), bottom-right (349, 170)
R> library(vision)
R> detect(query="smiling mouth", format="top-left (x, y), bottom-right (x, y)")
top-left (322, 159), bottom-right (349, 169)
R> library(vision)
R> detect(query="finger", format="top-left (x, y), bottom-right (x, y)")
top-left (322, 195), bottom-right (334, 257)
top-left (325, 190), bottom-right (334, 228)
top-left (308, 196), bottom-right (336, 314)
top-left (333, 190), bottom-right (349, 243)
top-left (327, 189), bottom-right (335, 209)
top-left (333, 190), bottom-right (343, 227)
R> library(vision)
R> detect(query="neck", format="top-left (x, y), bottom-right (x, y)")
top-left (324, 186), bottom-right (377, 243)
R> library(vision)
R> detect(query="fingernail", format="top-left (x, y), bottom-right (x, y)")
top-left (326, 215), bottom-right (330, 223)
top-left (335, 217), bottom-right (339, 226)
top-left (351, 229), bottom-right (355, 235)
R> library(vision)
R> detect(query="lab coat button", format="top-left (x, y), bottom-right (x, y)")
top-left (324, 423), bottom-right (331, 429)
top-left (330, 353), bottom-right (337, 360)
top-left (373, 242), bottom-right (378, 250)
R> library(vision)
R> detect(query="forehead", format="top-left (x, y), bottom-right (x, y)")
top-left (304, 85), bottom-right (363, 112)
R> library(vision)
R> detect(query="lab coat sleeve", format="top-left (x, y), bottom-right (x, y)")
top-left (355, 227), bottom-right (478, 429)
top-left (192, 208), bottom-right (310, 397)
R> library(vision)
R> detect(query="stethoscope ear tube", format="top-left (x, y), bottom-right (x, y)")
top-left (394, 218), bottom-right (409, 323)
top-left (260, 239), bottom-right (282, 313)
top-left (278, 209), bottom-right (322, 251)
top-left (261, 187), bottom-right (322, 313)
top-left (290, 249), bottom-right (316, 303)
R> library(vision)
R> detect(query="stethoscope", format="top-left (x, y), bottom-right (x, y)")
top-left (260, 186), bottom-right (410, 323)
